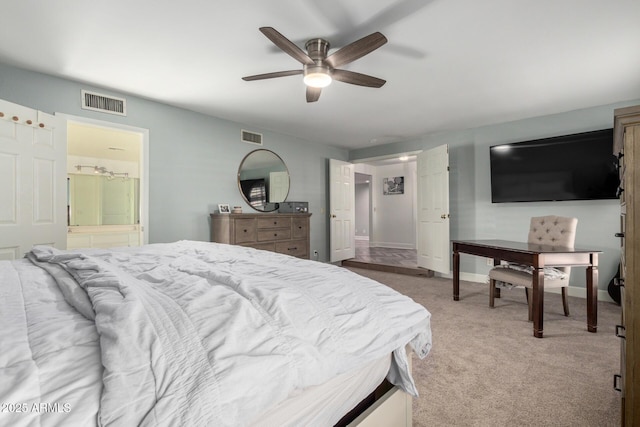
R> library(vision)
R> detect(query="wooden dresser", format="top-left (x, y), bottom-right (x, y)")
top-left (210, 213), bottom-right (311, 259)
top-left (613, 105), bottom-right (640, 426)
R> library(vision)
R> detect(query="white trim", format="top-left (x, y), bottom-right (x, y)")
top-left (56, 113), bottom-right (149, 245)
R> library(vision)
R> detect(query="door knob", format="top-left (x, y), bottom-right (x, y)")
top-left (331, 214), bottom-right (337, 218)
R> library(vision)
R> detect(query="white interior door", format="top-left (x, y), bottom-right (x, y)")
top-left (269, 171), bottom-right (289, 203)
top-left (0, 99), bottom-right (67, 260)
top-left (417, 144), bottom-right (450, 274)
top-left (329, 159), bottom-right (355, 263)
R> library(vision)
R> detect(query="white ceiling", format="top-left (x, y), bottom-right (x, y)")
top-left (1, 0), bottom-right (639, 150)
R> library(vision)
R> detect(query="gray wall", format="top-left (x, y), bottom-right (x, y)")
top-left (350, 101), bottom-right (640, 290)
top-left (0, 62), bottom-right (347, 261)
top-left (373, 162), bottom-right (417, 249)
top-left (3, 61), bottom-right (638, 289)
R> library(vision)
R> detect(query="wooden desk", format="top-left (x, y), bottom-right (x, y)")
top-left (452, 239), bottom-right (600, 338)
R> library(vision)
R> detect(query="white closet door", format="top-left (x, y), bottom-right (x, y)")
top-left (0, 99), bottom-right (67, 260)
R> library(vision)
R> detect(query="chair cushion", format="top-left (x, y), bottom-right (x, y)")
top-left (488, 265), bottom-right (569, 289)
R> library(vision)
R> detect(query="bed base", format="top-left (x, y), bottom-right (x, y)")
top-left (337, 349), bottom-right (413, 427)
top-left (346, 382), bottom-right (412, 427)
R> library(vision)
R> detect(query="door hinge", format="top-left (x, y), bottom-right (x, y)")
top-left (447, 166), bottom-right (450, 171)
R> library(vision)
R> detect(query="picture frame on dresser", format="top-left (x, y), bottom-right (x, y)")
top-left (218, 203), bottom-right (230, 214)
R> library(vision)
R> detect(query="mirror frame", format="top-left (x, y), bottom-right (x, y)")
top-left (237, 149), bottom-right (290, 212)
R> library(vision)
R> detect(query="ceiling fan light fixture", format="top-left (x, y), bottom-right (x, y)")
top-left (303, 72), bottom-right (332, 88)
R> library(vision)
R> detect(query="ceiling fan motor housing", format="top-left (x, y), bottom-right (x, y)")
top-left (305, 38), bottom-right (331, 62)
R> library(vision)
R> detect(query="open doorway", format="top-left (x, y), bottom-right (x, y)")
top-left (355, 172), bottom-right (372, 242)
top-left (333, 146), bottom-right (450, 275)
top-left (62, 115), bottom-right (149, 249)
top-left (349, 157), bottom-right (421, 273)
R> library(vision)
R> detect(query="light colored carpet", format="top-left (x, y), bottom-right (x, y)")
top-left (347, 268), bottom-right (621, 427)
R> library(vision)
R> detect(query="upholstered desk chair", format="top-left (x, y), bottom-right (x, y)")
top-left (488, 215), bottom-right (578, 321)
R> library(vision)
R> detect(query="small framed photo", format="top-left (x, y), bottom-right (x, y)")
top-left (218, 203), bottom-right (230, 214)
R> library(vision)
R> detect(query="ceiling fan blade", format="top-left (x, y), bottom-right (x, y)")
top-left (259, 27), bottom-right (315, 65)
top-left (242, 70), bottom-right (303, 81)
top-left (332, 69), bottom-right (386, 88)
top-left (325, 32), bottom-right (387, 68)
top-left (306, 87), bottom-right (321, 103)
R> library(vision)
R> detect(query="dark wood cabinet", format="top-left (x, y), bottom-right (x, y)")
top-left (210, 212), bottom-right (311, 259)
top-left (613, 105), bottom-right (640, 426)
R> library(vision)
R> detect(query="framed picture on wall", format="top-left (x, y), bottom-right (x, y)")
top-left (383, 176), bottom-right (404, 195)
top-left (218, 203), bottom-right (230, 214)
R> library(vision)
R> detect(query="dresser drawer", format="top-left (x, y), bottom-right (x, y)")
top-left (244, 242), bottom-right (275, 252)
top-left (292, 217), bottom-right (308, 239)
top-left (234, 219), bottom-right (257, 243)
top-left (276, 240), bottom-right (308, 258)
top-left (258, 217), bottom-right (291, 229)
top-left (211, 213), bottom-right (311, 259)
top-left (258, 228), bottom-right (291, 242)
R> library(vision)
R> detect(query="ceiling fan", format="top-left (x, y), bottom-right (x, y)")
top-left (242, 27), bottom-right (388, 103)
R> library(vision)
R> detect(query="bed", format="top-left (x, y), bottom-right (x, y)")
top-left (0, 240), bottom-right (432, 426)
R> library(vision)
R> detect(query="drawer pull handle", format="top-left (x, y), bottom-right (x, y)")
top-left (614, 374), bottom-right (622, 392)
top-left (616, 324), bottom-right (626, 339)
top-left (273, 221), bottom-right (277, 225)
top-left (273, 233), bottom-right (278, 237)
top-left (243, 229), bottom-right (248, 233)
top-left (288, 247), bottom-right (298, 251)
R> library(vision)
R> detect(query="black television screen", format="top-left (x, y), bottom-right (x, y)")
top-left (490, 129), bottom-right (619, 203)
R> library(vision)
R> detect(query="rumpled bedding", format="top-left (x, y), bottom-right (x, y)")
top-left (1, 240), bottom-right (432, 426)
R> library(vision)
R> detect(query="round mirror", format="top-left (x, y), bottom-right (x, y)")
top-left (237, 149), bottom-right (290, 212)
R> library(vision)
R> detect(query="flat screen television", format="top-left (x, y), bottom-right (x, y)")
top-left (240, 178), bottom-right (267, 207)
top-left (490, 129), bottom-right (619, 203)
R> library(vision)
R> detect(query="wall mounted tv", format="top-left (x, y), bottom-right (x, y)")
top-left (490, 128), bottom-right (619, 203)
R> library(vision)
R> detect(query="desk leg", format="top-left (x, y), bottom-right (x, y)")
top-left (586, 254), bottom-right (598, 333)
top-left (532, 268), bottom-right (544, 338)
top-left (453, 250), bottom-right (460, 301)
top-left (493, 258), bottom-right (501, 299)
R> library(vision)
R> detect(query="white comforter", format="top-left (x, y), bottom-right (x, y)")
top-left (0, 241), bottom-right (432, 426)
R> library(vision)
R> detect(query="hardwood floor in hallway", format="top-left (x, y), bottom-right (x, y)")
top-left (341, 239), bottom-right (433, 277)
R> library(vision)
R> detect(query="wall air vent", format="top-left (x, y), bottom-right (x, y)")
top-left (81, 90), bottom-right (126, 116)
top-left (241, 129), bottom-right (263, 145)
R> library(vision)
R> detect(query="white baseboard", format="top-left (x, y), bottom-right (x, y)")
top-left (438, 272), bottom-right (615, 303)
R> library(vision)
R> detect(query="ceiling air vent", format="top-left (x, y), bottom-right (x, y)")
top-left (81, 90), bottom-right (126, 116)
top-left (241, 129), bottom-right (263, 145)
